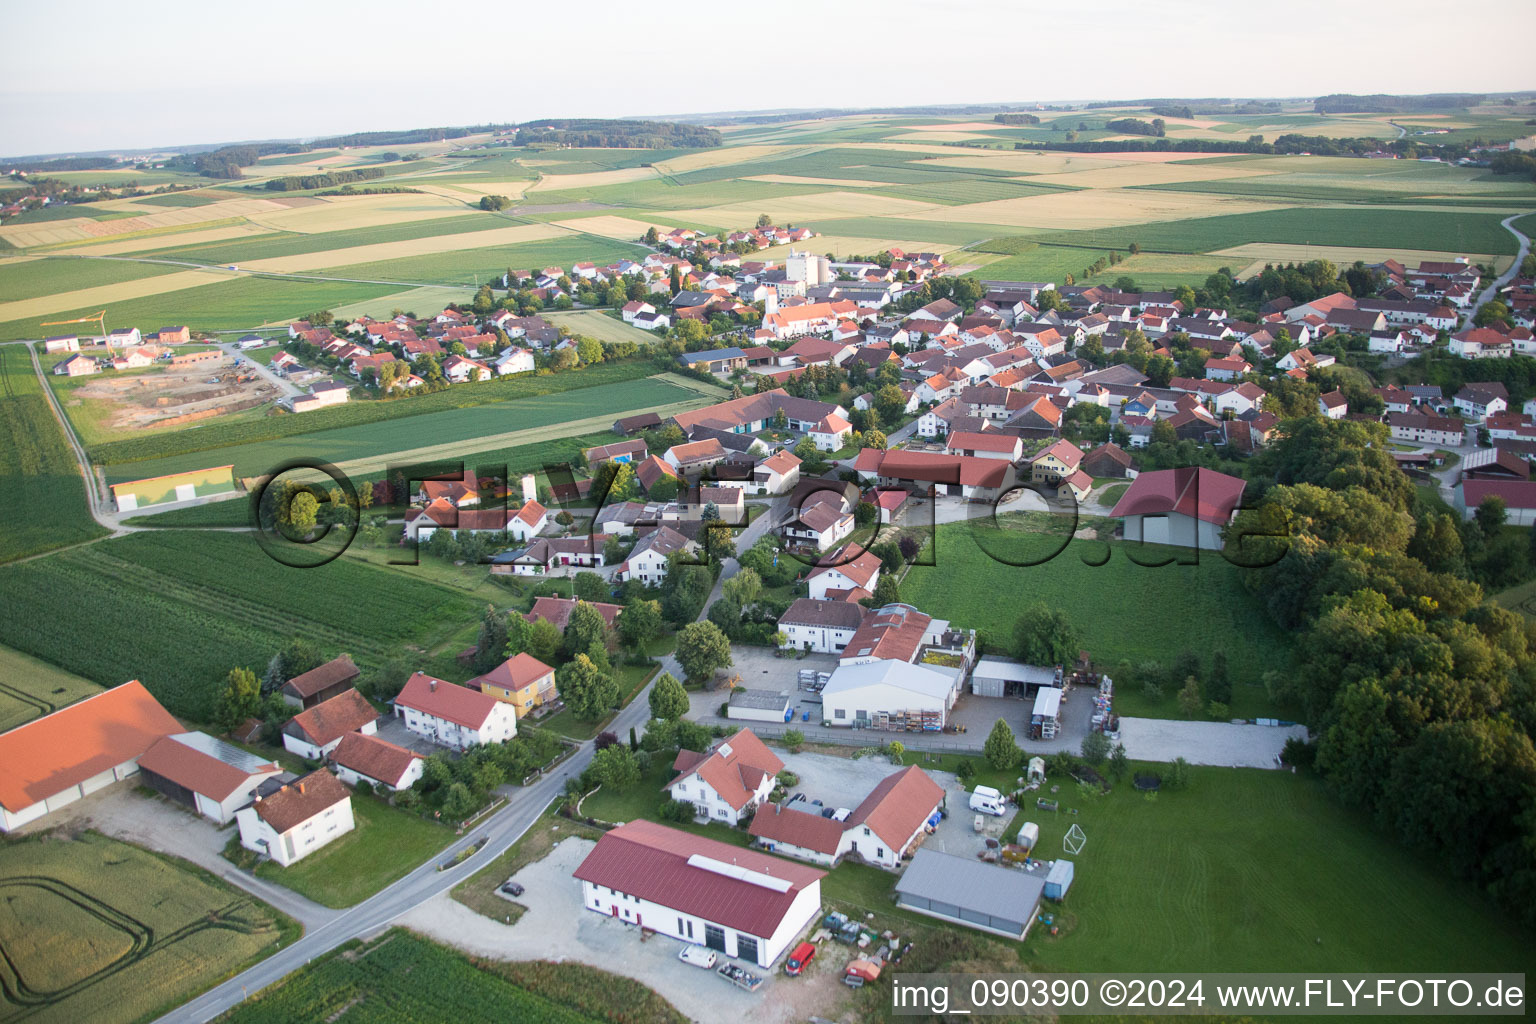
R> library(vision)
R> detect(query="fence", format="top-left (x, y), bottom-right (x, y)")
top-left (745, 720), bottom-right (984, 755)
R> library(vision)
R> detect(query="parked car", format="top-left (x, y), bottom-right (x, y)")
top-left (499, 881), bottom-right (524, 897)
top-left (819, 806), bottom-right (837, 819)
top-left (785, 942), bottom-right (816, 976)
top-left (678, 945), bottom-right (717, 969)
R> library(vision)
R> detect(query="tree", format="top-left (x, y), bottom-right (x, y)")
top-left (722, 568), bottom-right (761, 609)
top-left (873, 384), bottom-right (907, 426)
top-left (558, 652), bottom-right (619, 721)
top-left (782, 728), bottom-right (805, 752)
top-left (756, 213), bottom-right (772, 228)
top-left (1109, 743), bottom-right (1130, 780)
top-left (956, 759), bottom-right (977, 785)
top-left (287, 491), bottom-right (318, 537)
top-left (619, 597), bottom-right (662, 655)
top-left (675, 621), bottom-right (732, 683)
top-left (706, 597), bottom-right (741, 640)
top-left (575, 336), bottom-right (603, 365)
top-left (572, 571), bottom-right (610, 603)
top-left (869, 575), bottom-right (901, 606)
top-left (1475, 495), bottom-right (1507, 538)
top-left (592, 745), bottom-right (640, 792)
top-left (1177, 676), bottom-right (1202, 718)
top-left (1205, 649), bottom-right (1232, 706)
top-left (984, 719), bottom-right (1019, 770)
top-left (441, 782), bottom-right (477, 819)
top-left (262, 638), bottom-right (324, 694)
top-left (1013, 601), bottom-right (1081, 666)
top-left (887, 740), bottom-right (905, 765)
top-left (648, 672), bottom-right (689, 720)
top-left (864, 428), bottom-right (888, 450)
top-left (1164, 757), bottom-right (1191, 791)
top-left (473, 605), bottom-right (509, 674)
top-left (214, 667), bottom-right (261, 734)
top-left (1081, 731), bottom-right (1110, 765)
top-left (563, 601), bottom-right (610, 659)
top-left (526, 619), bottom-right (563, 665)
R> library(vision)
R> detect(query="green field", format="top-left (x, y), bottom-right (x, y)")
top-left (104, 373), bottom-right (705, 481)
top-left (87, 359), bottom-right (672, 468)
top-left (0, 530), bottom-right (482, 719)
top-left (129, 191), bottom-right (226, 208)
top-left (137, 211), bottom-right (511, 264)
top-left (318, 234), bottom-right (646, 284)
top-left (0, 276), bottom-right (399, 342)
top-left (0, 642), bottom-right (101, 731)
top-left (218, 929), bottom-right (684, 1024)
top-left (901, 520), bottom-right (1293, 691)
top-left (245, 797), bottom-right (454, 908)
top-left (0, 256), bottom-right (180, 302)
top-left (0, 830), bottom-right (298, 1024)
top-left (0, 346), bottom-right (110, 563)
top-left (1018, 766), bottom-right (1535, 976)
top-left (543, 309), bottom-right (662, 346)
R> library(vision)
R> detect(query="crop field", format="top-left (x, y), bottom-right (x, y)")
top-left (318, 233), bottom-right (646, 285)
top-left (0, 256), bottom-right (180, 302)
top-left (219, 930), bottom-right (635, 1024)
top-left (0, 346), bottom-right (109, 563)
top-left (1020, 766), bottom-right (1535, 977)
top-left (543, 309), bottom-right (662, 346)
top-left (103, 373), bottom-right (710, 481)
top-left (135, 211), bottom-right (511, 264)
top-left (0, 530), bottom-right (483, 718)
top-left (0, 643), bottom-right (101, 732)
top-left (0, 267), bottom-right (233, 326)
top-left (0, 830), bottom-right (296, 1024)
top-left (900, 520), bottom-right (1293, 686)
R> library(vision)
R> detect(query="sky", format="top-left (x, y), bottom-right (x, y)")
top-left (3, 0), bottom-right (1534, 156)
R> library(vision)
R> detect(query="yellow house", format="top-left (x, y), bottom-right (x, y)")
top-left (1029, 439), bottom-right (1093, 502)
top-left (469, 653), bottom-right (557, 718)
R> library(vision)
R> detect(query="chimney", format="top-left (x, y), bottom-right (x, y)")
top-left (430, 679), bottom-right (438, 692)
top-left (297, 782), bottom-right (305, 795)
top-left (521, 473), bottom-right (536, 503)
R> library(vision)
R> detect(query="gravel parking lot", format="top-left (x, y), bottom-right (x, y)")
top-left (399, 836), bottom-right (844, 1024)
top-left (1118, 717), bottom-right (1308, 768)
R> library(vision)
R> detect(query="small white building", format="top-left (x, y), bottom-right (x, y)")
top-left (727, 689), bottom-right (794, 723)
top-left (573, 819), bottom-right (826, 969)
top-left (235, 769), bottom-right (355, 867)
top-left (1108, 466), bottom-right (1247, 552)
top-left (393, 672), bottom-right (517, 750)
top-left (495, 348), bottom-right (535, 376)
top-left (615, 526), bottom-right (693, 585)
top-left (806, 543), bottom-right (882, 601)
top-left (329, 732), bottom-right (424, 792)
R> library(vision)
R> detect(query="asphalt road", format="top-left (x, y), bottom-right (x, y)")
top-left (1469, 214), bottom-right (1532, 317)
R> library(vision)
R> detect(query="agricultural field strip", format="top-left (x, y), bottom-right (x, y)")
top-left (0, 268), bottom-right (234, 323)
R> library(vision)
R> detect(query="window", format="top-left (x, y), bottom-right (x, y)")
top-left (834, 709), bottom-right (846, 719)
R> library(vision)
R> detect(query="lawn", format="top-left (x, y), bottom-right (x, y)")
top-left (0, 255), bottom-right (181, 302)
top-left (87, 359), bottom-right (675, 468)
top-left (0, 643), bottom-right (102, 732)
top-left (1016, 765), bottom-right (1535, 976)
top-left (544, 308), bottom-right (663, 346)
top-left (103, 374), bottom-right (707, 482)
top-left (217, 928), bottom-right (684, 1024)
top-left (0, 829), bottom-right (298, 1024)
top-left (900, 519), bottom-right (1294, 689)
top-left (242, 796), bottom-right (456, 908)
top-left (0, 530), bottom-right (482, 719)
top-left (0, 345), bottom-right (110, 563)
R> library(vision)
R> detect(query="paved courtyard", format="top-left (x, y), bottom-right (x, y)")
top-left (398, 835), bottom-right (845, 1024)
top-left (374, 713), bottom-right (446, 756)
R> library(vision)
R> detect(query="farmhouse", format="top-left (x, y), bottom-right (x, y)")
top-left (330, 732), bottom-right (424, 792)
top-left (895, 849), bottom-right (1045, 940)
top-left (236, 769), bottom-right (355, 867)
top-left (403, 498), bottom-right (548, 544)
top-left (779, 597), bottom-right (869, 653)
top-left (1109, 466), bottom-right (1247, 551)
top-left (492, 534), bottom-right (611, 576)
top-left (852, 448), bottom-right (1016, 502)
top-left (282, 688), bottom-right (380, 760)
top-left (806, 542), bottom-right (882, 601)
top-left (394, 672), bottom-right (518, 750)
top-left (1029, 439), bottom-right (1092, 501)
top-left (751, 765), bottom-right (943, 869)
top-left (0, 681), bottom-right (179, 832)
top-left (137, 732), bottom-right (282, 825)
top-left (665, 728), bottom-right (783, 825)
top-left (616, 525), bottom-right (695, 585)
top-left (291, 381), bottom-right (351, 413)
top-left (782, 494), bottom-right (855, 553)
top-left (525, 596), bottom-right (622, 631)
top-left (573, 819), bottom-right (825, 969)
top-left (53, 353), bottom-right (98, 377)
top-left (1388, 411), bottom-right (1465, 446)
top-left (467, 653), bottom-right (558, 718)
top-left (1458, 480), bottom-right (1536, 527)
top-left (280, 654), bottom-right (360, 710)
top-left (670, 389), bottom-right (846, 436)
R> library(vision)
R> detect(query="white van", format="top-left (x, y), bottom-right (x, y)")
top-left (969, 785), bottom-right (1007, 816)
top-left (678, 945), bottom-right (718, 969)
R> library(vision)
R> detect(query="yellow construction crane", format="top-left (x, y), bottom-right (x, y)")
top-left (41, 310), bottom-right (109, 350)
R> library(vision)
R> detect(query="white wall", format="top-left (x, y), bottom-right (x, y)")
top-left (236, 796), bottom-right (355, 867)
top-left (579, 878), bottom-right (820, 968)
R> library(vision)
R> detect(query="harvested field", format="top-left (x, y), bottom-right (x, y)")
top-left (899, 188), bottom-right (1283, 230)
top-left (552, 214), bottom-right (682, 240)
top-left (0, 199), bottom-right (290, 249)
top-left (890, 131), bottom-right (997, 143)
top-left (1028, 162), bottom-right (1278, 188)
top-left (0, 830), bottom-right (295, 1024)
top-left (0, 269), bottom-right (232, 325)
top-left (240, 192), bottom-right (472, 234)
top-left (52, 222), bottom-right (278, 257)
top-left (527, 166), bottom-right (659, 191)
top-left (750, 235), bottom-right (962, 261)
top-left (1215, 242), bottom-right (1505, 276)
top-left (330, 285), bottom-right (475, 321)
top-left (668, 189), bottom-right (941, 224)
top-left (651, 145), bottom-right (804, 173)
top-left (742, 174), bottom-right (884, 188)
top-left (237, 222), bottom-right (567, 273)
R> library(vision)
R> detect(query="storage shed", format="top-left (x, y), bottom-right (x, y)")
top-left (894, 848), bottom-right (1045, 940)
top-left (1031, 686), bottom-right (1062, 740)
top-left (1045, 859), bottom-right (1075, 900)
top-left (727, 689), bottom-right (794, 723)
top-left (971, 659), bottom-right (1060, 699)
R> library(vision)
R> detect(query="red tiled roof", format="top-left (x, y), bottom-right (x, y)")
top-left (285, 688), bottom-right (379, 747)
top-left (330, 732), bottom-right (421, 787)
top-left (137, 733), bottom-right (279, 802)
top-left (845, 765), bottom-right (943, 852)
top-left (252, 769), bottom-right (349, 833)
top-left (282, 655), bottom-right (359, 700)
top-left (750, 803), bottom-right (845, 855)
top-left (668, 727), bottom-right (784, 812)
top-left (525, 596), bottom-right (622, 630)
top-left (395, 672), bottom-right (503, 730)
top-left (470, 653), bottom-right (555, 694)
top-left (1108, 467), bottom-right (1246, 527)
top-left (0, 681), bottom-right (179, 811)
top-left (573, 820), bottom-right (824, 939)
top-left (810, 543), bottom-right (883, 590)
top-left (1462, 479), bottom-right (1536, 511)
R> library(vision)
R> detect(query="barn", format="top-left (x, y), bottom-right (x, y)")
top-left (820, 659), bottom-right (962, 730)
top-left (110, 464), bottom-right (237, 511)
top-left (137, 732), bottom-right (284, 824)
top-left (970, 658), bottom-right (1060, 699)
top-left (894, 849), bottom-right (1045, 940)
top-left (1108, 466), bottom-right (1246, 551)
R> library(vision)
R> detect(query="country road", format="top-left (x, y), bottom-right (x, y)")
top-left (1468, 213), bottom-right (1533, 320)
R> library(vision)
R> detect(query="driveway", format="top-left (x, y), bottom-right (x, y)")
top-left (1118, 717), bottom-right (1307, 769)
top-left (31, 782), bottom-right (339, 929)
top-left (375, 714), bottom-right (449, 756)
top-left (398, 836), bottom-right (844, 1024)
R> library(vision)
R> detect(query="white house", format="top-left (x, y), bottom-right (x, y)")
top-left (778, 598), bottom-right (869, 654)
top-left (809, 413), bottom-right (852, 452)
top-left (753, 450), bottom-right (802, 494)
top-left (494, 348), bottom-right (535, 376)
top-left (573, 819), bottom-right (825, 969)
top-left (281, 688), bottom-right (379, 760)
top-left (393, 672), bottom-right (517, 750)
top-left (235, 769), bottom-right (355, 867)
top-left (1108, 466), bottom-right (1246, 551)
top-left (442, 355), bottom-right (493, 382)
top-left (329, 732), bottom-right (424, 792)
top-left (664, 728), bottom-right (782, 825)
top-left (1318, 390), bottom-right (1348, 419)
top-left (615, 525), bottom-right (693, 585)
top-left (137, 732), bottom-right (282, 825)
top-left (750, 765), bottom-right (943, 870)
top-left (806, 543), bottom-right (882, 601)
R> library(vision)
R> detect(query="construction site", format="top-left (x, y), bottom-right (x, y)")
top-left (58, 356), bottom-right (283, 434)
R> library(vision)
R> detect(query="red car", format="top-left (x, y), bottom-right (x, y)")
top-left (785, 942), bottom-right (816, 976)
